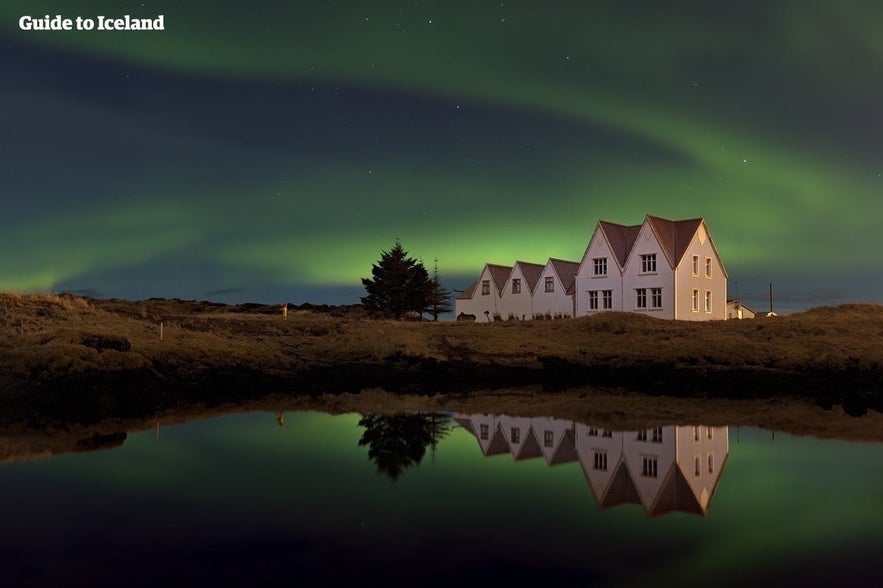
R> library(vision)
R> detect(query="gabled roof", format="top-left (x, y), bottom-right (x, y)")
top-left (456, 280), bottom-right (478, 300)
top-left (648, 464), bottom-right (705, 517)
top-left (547, 258), bottom-right (580, 293)
top-left (513, 261), bottom-right (545, 293)
top-left (486, 264), bottom-right (513, 294)
top-left (597, 221), bottom-right (642, 268)
top-left (549, 429), bottom-right (578, 465)
top-left (513, 428), bottom-right (543, 461)
top-left (600, 461), bottom-right (642, 509)
top-left (484, 427), bottom-right (511, 456)
top-left (645, 215), bottom-right (703, 270)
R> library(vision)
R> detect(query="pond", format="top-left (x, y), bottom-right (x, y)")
top-left (0, 409), bottom-right (881, 586)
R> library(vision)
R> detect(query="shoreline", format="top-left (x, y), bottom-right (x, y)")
top-left (2, 294), bottom-right (882, 414)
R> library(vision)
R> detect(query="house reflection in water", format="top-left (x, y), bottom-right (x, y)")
top-left (455, 414), bottom-right (728, 517)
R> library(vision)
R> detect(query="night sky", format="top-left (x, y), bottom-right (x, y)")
top-left (2, 1), bottom-right (881, 312)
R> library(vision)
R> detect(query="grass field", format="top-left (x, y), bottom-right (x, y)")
top-left (1, 293), bottom-right (882, 411)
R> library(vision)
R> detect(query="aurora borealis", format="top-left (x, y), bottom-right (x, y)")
top-left (2, 1), bottom-right (881, 311)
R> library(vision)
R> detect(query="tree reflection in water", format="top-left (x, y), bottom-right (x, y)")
top-left (357, 413), bottom-right (451, 480)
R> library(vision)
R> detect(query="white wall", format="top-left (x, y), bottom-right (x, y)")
top-left (533, 264), bottom-right (575, 318)
top-left (674, 222), bottom-right (728, 321)
top-left (575, 228), bottom-right (624, 316)
top-left (499, 264), bottom-right (534, 320)
top-left (622, 223), bottom-right (675, 319)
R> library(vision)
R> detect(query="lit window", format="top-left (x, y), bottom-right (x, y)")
top-left (480, 424), bottom-right (489, 440)
top-left (511, 427), bottom-right (520, 443)
top-left (642, 456), bottom-right (658, 478)
top-left (692, 255), bottom-right (699, 276)
top-left (602, 290), bottom-right (612, 309)
top-left (512, 278), bottom-right (521, 294)
top-left (481, 280), bottom-right (490, 295)
top-left (641, 254), bottom-right (657, 273)
top-left (544, 430), bottom-right (554, 448)
top-left (593, 450), bottom-right (608, 471)
top-left (652, 427), bottom-right (663, 443)
top-left (651, 288), bottom-right (662, 308)
top-left (636, 288), bottom-right (647, 309)
top-left (705, 291), bottom-right (712, 313)
top-left (593, 257), bottom-right (608, 276)
top-left (589, 291), bottom-right (599, 310)
top-left (544, 277), bottom-right (554, 292)
top-left (637, 429), bottom-right (648, 441)
top-left (705, 257), bottom-right (712, 277)
top-left (692, 289), bottom-right (699, 312)
top-left (708, 453), bottom-right (715, 474)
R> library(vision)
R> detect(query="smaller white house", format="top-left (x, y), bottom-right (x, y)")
top-left (533, 258), bottom-right (580, 319)
top-left (455, 263), bottom-right (511, 321)
top-left (726, 299), bottom-right (757, 319)
top-left (500, 261), bottom-right (545, 320)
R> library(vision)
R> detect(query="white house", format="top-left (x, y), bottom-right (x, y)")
top-left (576, 215), bottom-right (728, 320)
top-left (456, 413), bottom-right (729, 516)
top-left (456, 214), bottom-right (728, 321)
top-left (455, 263), bottom-right (512, 321)
top-left (533, 258), bottom-right (580, 319)
top-left (500, 261), bottom-right (545, 320)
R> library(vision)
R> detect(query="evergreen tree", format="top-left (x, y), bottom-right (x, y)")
top-left (361, 239), bottom-right (432, 319)
top-left (427, 258), bottom-right (452, 321)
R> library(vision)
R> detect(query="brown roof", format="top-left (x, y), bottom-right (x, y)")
top-left (513, 261), bottom-right (545, 293)
top-left (456, 280), bottom-right (478, 300)
top-left (548, 258), bottom-right (579, 293)
top-left (645, 215), bottom-right (703, 269)
top-left (597, 221), bottom-right (642, 268)
top-left (649, 464), bottom-right (705, 517)
top-left (487, 264), bottom-right (513, 294)
top-left (549, 429), bottom-right (578, 465)
top-left (600, 461), bottom-right (642, 509)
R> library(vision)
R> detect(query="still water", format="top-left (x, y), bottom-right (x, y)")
top-left (1, 410), bottom-right (881, 586)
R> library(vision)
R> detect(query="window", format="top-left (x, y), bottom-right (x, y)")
top-left (642, 456), bottom-right (658, 478)
top-left (705, 257), bottom-right (712, 277)
top-left (707, 427), bottom-right (713, 441)
top-left (694, 455), bottom-right (701, 477)
top-left (480, 424), bottom-right (489, 440)
top-left (708, 453), bottom-right (715, 474)
top-left (588, 291), bottom-right (599, 310)
top-left (512, 278), bottom-right (521, 294)
top-left (602, 290), bottom-right (612, 309)
top-left (637, 429), bottom-right (648, 442)
top-left (511, 427), bottom-right (520, 443)
top-left (693, 426), bottom-right (700, 442)
top-left (692, 289), bottom-right (700, 312)
top-left (705, 290), bottom-right (712, 313)
top-left (651, 288), bottom-right (662, 309)
top-left (481, 280), bottom-right (490, 295)
top-left (602, 430), bottom-right (613, 438)
top-left (544, 430), bottom-right (554, 447)
top-left (593, 257), bottom-right (608, 276)
top-left (641, 254), bottom-right (657, 273)
top-left (587, 426), bottom-right (599, 437)
top-left (692, 255), bottom-right (699, 276)
top-left (593, 451), bottom-right (608, 471)
top-left (636, 288), bottom-right (647, 309)
top-left (544, 277), bottom-right (554, 292)
top-left (652, 427), bottom-right (663, 443)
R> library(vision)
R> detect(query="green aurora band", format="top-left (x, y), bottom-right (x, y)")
top-left (1, 1), bottom-right (881, 306)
